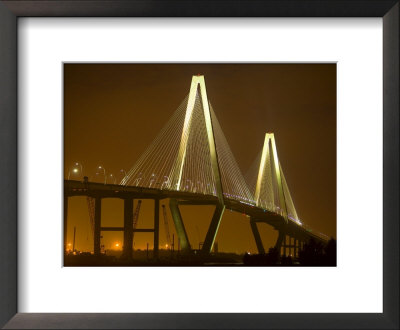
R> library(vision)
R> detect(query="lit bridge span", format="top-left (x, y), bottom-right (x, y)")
top-left (64, 75), bottom-right (329, 259)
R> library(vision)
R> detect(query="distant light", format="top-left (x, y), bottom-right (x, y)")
top-left (73, 168), bottom-right (78, 173)
top-left (165, 244), bottom-right (169, 248)
top-left (115, 243), bottom-right (120, 247)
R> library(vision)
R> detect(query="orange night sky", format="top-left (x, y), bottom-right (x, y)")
top-left (64, 63), bottom-right (336, 254)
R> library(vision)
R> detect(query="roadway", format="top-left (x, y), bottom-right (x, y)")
top-left (64, 179), bottom-right (328, 244)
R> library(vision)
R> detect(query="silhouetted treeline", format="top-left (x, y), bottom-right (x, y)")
top-left (243, 238), bottom-right (336, 266)
top-left (299, 238), bottom-right (336, 266)
top-left (243, 247), bottom-right (282, 266)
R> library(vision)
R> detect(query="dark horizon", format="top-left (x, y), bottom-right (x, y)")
top-left (64, 63), bottom-right (336, 255)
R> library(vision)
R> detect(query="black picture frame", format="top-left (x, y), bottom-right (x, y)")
top-left (0, 1), bottom-right (398, 329)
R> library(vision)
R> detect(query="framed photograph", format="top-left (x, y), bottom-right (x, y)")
top-left (0, 1), bottom-right (398, 329)
top-left (62, 63), bottom-right (336, 268)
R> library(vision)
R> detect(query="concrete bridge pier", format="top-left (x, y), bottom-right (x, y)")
top-left (122, 198), bottom-right (133, 259)
top-left (249, 219), bottom-right (292, 257)
top-left (202, 203), bottom-right (225, 254)
top-left (153, 199), bottom-right (159, 259)
top-left (280, 236), bottom-right (305, 258)
top-left (295, 238), bottom-right (303, 258)
top-left (250, 218), bottom-right (265, 254)
top-left (283, 236), bottom-right (287, 256)
top-left (169, 198), bottom-right (191, 252)
top-left (274, 229), bottom-right (286, 255)
top-left (64, 195), bottom-right (68, 254)
top-left (94, 196), bottom-right (102, 256)
top-left (168, 199), bottom-right (225, 254)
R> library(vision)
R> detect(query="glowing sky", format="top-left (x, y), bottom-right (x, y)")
top-left (64, 63), bottom-right (336, 253)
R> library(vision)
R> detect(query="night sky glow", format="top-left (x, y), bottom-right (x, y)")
top-left (64, 63), bottom-right (336, 254)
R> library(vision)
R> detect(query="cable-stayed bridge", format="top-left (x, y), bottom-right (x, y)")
top-left (64, 75), bottom-right (329, 259)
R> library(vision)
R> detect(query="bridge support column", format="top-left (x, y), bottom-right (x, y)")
top-left (274, 229), bottom-right (285, 256)
top-left (64, 195), bottom-right (68, 254)
top-left (94, 197), bottom-right (101, 256)
top-left (250, 219), bottom-right (265, 254)
top-left (123, 198), bottom-right (133, 259)
top-left (202, 203), bottom-right (225, 254)
top-left (284, 236), bottom-right (287, 256)
top-left (294, 238), bottom-right (297, 258)
top-left (154, 199), bottom-right (159, 259)
top-left (169, 199), bottom-right (190, 252)
top-left (288, 237), bottom-right (292, 257)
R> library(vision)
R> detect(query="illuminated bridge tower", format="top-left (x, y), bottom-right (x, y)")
top-left (122, 74), bottom-right (254, 255)
top-left (250, 133), bottom-right (302, 256)
top-left (169, 75), bottom-right (225, 254)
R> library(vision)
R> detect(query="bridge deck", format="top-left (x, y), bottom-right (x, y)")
top-left (64, 180), bottom-right (327, 243)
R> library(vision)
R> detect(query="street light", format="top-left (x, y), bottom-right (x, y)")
top-left (68, 162), bottom-right (83, 180)
top-left (97, 165), bottom-right (106, 184)
top-left (161, 176), bottom-right (170, 190)
top-left (119, 169), bottom-right (127, 185)
top-left (108, 173), bottom-right (116, 184)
